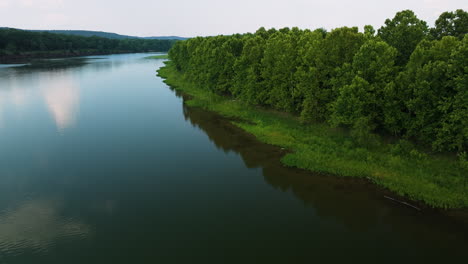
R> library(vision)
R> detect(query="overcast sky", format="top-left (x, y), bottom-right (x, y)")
top-left (0, 0), bottom-right (466, 37)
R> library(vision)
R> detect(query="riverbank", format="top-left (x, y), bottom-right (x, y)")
top-left (144, 54), bottom-right (169, 59)
top-left (0, 50), bottom-right (122, 64)
top-left (0, 50), bottom-right (165, 64)
top-left (158, 61), bottom-right (468, 209)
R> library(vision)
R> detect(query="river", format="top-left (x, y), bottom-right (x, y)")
top-left (0, 53), bottom-right (466, 263)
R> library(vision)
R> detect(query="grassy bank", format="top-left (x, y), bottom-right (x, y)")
top-left (158, 62), bottom-right (467, 209)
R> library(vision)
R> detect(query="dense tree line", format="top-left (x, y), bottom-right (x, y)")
top-left (168, 10), bottom-right (468, 152)
top-left (0, 28), bottom-right (176, 56)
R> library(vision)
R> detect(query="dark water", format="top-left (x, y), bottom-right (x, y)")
top-left (0, 53), bottom-right (466, 263)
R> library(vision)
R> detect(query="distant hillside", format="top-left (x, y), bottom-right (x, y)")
top-left (0, 28), bottom-right (177, 62)
top-left (0, 28), bottom-right (187, 40)
top-left (31, 30), bottom-right (131, 39)
top-left (33, 30), bottom-right (188, 40)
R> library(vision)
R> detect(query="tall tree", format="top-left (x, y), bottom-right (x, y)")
top-left (431, 9), bottom-right (468, 40)
top-left (330, 40), bottom-right (398, 135)
top-left (434, 35), bottom-right (468, 151)
top-left (398, 36), bottom-right (461, 147)
top-left (261, 29), bottom-right (301, 112)
top-left (378, 10), bottom-right (428, 66)
top-left (231, 35), bottom-right (267, 104)
top-left (315, 27), bottom-right (366, 120)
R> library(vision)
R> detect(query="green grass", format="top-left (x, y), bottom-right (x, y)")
top-left (158, 62), bottom-right (468, 209)
top-left (144, 54), bottom-right (169, 59)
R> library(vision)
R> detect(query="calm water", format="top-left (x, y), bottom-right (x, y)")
top-left (0, 53), bottom-right (466, 263)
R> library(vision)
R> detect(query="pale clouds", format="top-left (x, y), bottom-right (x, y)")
top-left (18, 0), bottom-right (65, 9)
top-left (0, 0), bottom-right (64, 9)
top-left (424, 0), bottom-right (462, 16)
top-left (0, 0), bottom-right (10, 8)
top-left (44, 12), bottom-right (69, 26)
top-left (0, 0), bottom-right (68, 28)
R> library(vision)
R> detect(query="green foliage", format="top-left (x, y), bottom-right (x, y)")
top-left (167, 10), bottom-right (467, 153)
top-left (331, 76), bottom-right (372, 127)
top-left (394, 36), bottom-right (466, 151)
top-left (295, 30), bottom-right (326, 121)
top-left (378, 10), bottom-right (429, 65)
top-left (364, 25), bottom-right (376, 37)
top-left (390, 139), bottom-right (416, 156)
top-left (232, 35), bottom-right (268, 104)
top-left (430, 9), bottom-right (468, 40)
top-left (0, 28), bottom-right (176, 58)
top-left (330, 39), bottom-right (398, 136)
top-left (261, 28), bottom-right (301, 112)
top-left (434, 35), bottom-right (468, 151)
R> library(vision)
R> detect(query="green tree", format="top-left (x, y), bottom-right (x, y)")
top-left (434, 35), bottom-right (468, 151)
top-left (378, 10), bottom-right (428, 65)
top-left (398, 36), bottom-right (462, 149)
top-left (315, 27), bottom-right (366, 120)
top-left (431, 9), bottom-right (468, 40)
top-left (232, 35), bottom-right (267, 104)
top-left (261, 29), bottom-right (300, 112)
top-left (294, 30), bottom-right (325, 121)
top-left (330, 40), bottom-right (398, 134)
top-left (364, 25), bottom-right (376, 38)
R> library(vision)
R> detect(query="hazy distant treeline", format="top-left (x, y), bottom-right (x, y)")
top-left (0, 28), bottom-right (177, 56)
top-left (168, 9), bottom-right (468, 152)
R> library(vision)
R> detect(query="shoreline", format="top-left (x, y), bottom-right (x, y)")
top-left (157, 61), bottom-right (468, 210)
top-left (179, 92), bottom-right (468, 226)
top-left (0, 50), bottom-right (167, 64)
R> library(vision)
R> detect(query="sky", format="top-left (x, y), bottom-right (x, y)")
top-left (0, 0), bottom-right (466, 37)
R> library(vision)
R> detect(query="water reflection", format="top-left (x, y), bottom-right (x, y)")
top-left (0, 71), bottom-right (35, 129)
top-left (40, 72), bottom-right (80, 132)
top-left (0, 58), bottom-right (87, 71)
top-left (0, 63), bottom-right (80, 133)
top-left (0, 199), bottom-right (89, 254)
top-left (179, 94), bottom-right (468, 245)
top-left (0, 85), bottom-right (31, 112)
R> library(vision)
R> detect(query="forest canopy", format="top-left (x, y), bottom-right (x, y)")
top-left (0, 28), bottom-right (177, 56)
top-left (168, 9), bottom-right (468, 153)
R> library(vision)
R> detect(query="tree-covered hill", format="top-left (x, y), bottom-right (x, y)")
top-left (30, 30), bottom-right (187, 40)
top-left (0, 28), bottom-right (178, 61)
top-left (31, 29), bottom-right (137, 39)
top-left (0, 27), bottom-right (187, 40)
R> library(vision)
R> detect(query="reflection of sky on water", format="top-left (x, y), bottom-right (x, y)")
top-left (0, 53), bottom-right (162, 132)
top-left (0, 199), bottom-right (89, 254)
top-left (0, 64), bottom-right (28, 69)
top-left (0, 66), bottom-right (80, 133)
top-left (40, 73), bottom-right (80, 133)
